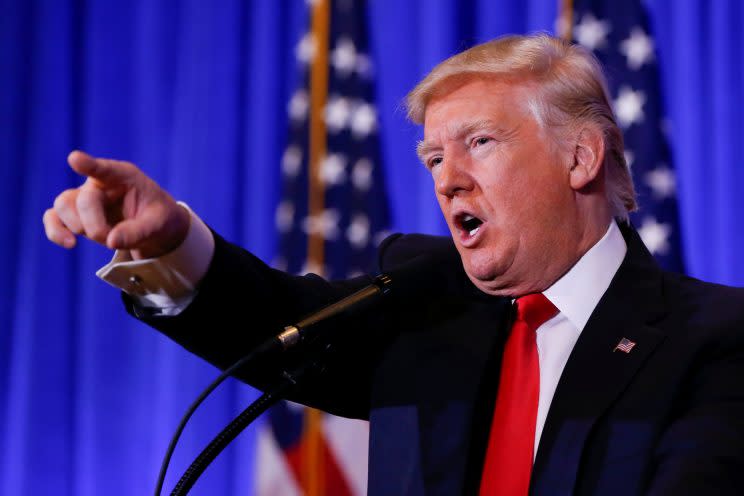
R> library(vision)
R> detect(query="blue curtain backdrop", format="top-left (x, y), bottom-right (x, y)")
top-left (1, 0), bottom-right (742, 494)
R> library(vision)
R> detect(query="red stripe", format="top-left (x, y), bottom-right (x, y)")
top-left (283, 433), bottom-right (355, 496)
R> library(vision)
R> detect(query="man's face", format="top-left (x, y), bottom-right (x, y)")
top-left (420, 77), bottom-right (579, 296)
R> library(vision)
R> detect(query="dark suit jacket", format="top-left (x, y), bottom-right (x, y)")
top-left (128, 224), bottom-right (744, 495)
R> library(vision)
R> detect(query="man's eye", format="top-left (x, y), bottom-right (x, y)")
top-left (428, 156), bottom-right (443, 169)
top-left (472, 137), bottom-right (491, 147)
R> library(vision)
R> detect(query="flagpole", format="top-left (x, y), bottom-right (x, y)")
top-left (304, 0), bottom-right (330, 494)
top-left (558, 0), bottom-right (574, 40)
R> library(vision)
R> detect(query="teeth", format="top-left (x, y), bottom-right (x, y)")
top-left (463, 214), bottom-right (475, 222)
top-left (468, 226), bottom-right (480, 237)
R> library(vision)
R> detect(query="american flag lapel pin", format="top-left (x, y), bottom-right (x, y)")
top-left (614, 337), bottom-right (637, 353)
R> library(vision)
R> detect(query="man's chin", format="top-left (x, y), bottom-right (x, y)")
top-left (462, 264), bottom-right (508, 296)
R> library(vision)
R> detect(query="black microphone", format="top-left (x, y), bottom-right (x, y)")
top-left (274, 273), bottom-right (392, 350)
top-left (274, 252), bottom-right (454, 351)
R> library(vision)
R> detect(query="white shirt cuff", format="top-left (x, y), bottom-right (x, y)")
top-left (96, 202), bottom-right (215, 315)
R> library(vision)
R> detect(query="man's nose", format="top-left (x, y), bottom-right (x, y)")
top-left (435, 151), bottom-right (474, 197)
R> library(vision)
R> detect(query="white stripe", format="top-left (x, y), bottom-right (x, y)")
top-left (321, 414), bottom-right (369, 496)
top-left (255, 425), bottom-right (302, 496)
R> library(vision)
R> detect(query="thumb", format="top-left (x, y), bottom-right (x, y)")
top-left (106, 218), bottom-right (154, 251)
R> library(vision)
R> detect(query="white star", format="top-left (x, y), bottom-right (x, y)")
top-left (282, 145), bottom-right (303, 177)
top-left (352, 158), bottom-right (373, 191)
top-left (624, 150), bottom-right (635, 170)
top-left (350, 103), bottom-right (377, 138)
top-left (638, 217), bottom-right (671, 255)
top-left (319, 153), bottom-right (347, 186)
top-left (324, 96), bottom-right (351, 133)
top-left (275, 201), bottom-right (294, 233)
top-left (645, 165), bottom-right (676, 199)
top-left (347, 213), bottom-right (370, 248)
top-left (287, 90), bottom-right (309, 122)
top-left (614, 86), bottom-right (646, 128)
top-left (574, 14), bottom-right (611, 51)
top-left (302, 209), bottom-right (340, 240)
top-left (331, 37), bottom-right (357, 78)
top-left (620, 27), bottom-right (654, 70)
top-left (295, 33), bottom-right (316, 64)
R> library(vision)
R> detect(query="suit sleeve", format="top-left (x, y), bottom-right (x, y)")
top-left (124, 231), bottom-right (403, 420)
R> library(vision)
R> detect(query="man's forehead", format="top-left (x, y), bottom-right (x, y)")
top-left (422, 90), bottom-right (533, 146)
top-left (423, 78), bottom-right (532, 127)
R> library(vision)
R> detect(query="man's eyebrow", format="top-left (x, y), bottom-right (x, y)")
top-left (456, 119), bottom-right (501, 138)
top-left (416, 119), bottom-right (509, 163)
top-left (416, 141), bottom-right (439, 163)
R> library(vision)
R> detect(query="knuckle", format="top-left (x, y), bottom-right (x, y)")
top-left (54, 189), bottom-right (75, 212)
top-left (85, 224), bottom-right (107, 242)
top-left (76, 187), bottom-right (104, 214)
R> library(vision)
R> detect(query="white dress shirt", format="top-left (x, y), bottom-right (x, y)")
top-left (97, 211), bottom-right (627, 457)
top-left (534, 221), bottom-right (627, 457)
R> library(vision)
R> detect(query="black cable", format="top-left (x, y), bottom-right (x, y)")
top-left (153, 338), bottom-right (278, 496)
top-left (169, 354), bottom-right (326, 495)
top-left (169, 387), bottom-right (284, 495)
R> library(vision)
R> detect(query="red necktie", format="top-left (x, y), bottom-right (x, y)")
top-left (479, 293), bottom-right (558, 496)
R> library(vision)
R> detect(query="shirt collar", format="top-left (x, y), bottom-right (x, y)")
top-left (542, 221), bottom-right (627, 332)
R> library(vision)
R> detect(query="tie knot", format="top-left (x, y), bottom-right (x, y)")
top-left (514, 293), bottom-right (558, 331)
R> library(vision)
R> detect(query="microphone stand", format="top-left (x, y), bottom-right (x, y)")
top-left (154, 274), bottom-right (392, 495)
top-left (169, 343), bottom-right (332, 496)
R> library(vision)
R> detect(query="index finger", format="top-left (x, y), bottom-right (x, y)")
top-left (67, 150), bottom-right (137, 186)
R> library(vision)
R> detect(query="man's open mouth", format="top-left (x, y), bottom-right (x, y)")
top-left (457, 213), bottom-right (484, 237)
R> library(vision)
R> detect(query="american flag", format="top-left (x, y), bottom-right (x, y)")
top-left (257, 0), bottom-right (389, 494)
top-left (569, 0), bottom-right (685, 272)
top-left (614, 337), bottom-right (637, 353)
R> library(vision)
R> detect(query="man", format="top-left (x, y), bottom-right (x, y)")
top-left (44, 34), bottom-right (744, 495)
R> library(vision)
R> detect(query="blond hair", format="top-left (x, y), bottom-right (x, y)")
top-left (406, 34), bottom-right (637, 221)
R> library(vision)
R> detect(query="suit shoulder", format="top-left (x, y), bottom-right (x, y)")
top-left (377, 233), bottom-right (458, 271)
top-left (662, 271), bottom-right (744, 339)
top-left (665, 272), bottom-right (744, 311)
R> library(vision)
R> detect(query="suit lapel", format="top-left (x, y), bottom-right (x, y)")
top-left (531, 227), bottom-right (668, 496)
top-left (415, 295), bottom-right (512, 495)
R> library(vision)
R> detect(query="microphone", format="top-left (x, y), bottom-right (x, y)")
top-left (274, 252), bottom-right (453, 351)
top-left (275, 273), bottom-right (392, 350)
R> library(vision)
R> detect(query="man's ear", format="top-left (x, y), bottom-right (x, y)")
top-left (569, 126), bottom-right (605, 190)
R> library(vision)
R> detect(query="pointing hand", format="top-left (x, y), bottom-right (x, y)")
top-left (43, 151), bottom-right (190, 260)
